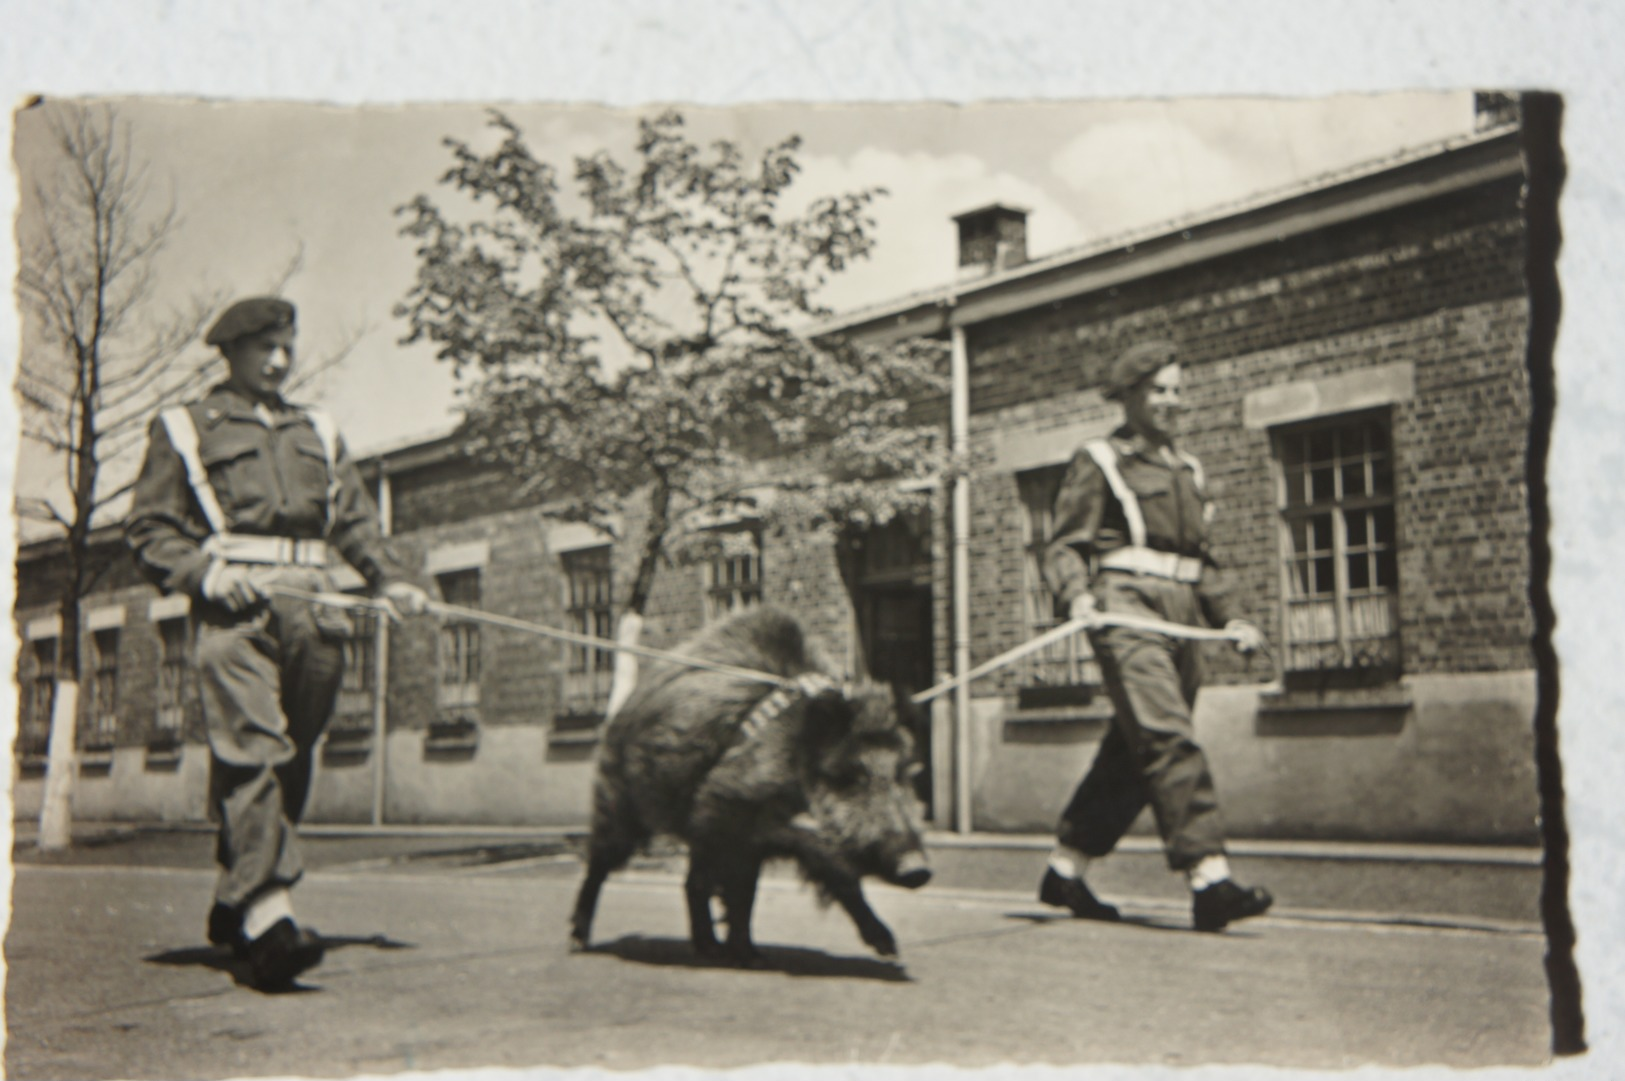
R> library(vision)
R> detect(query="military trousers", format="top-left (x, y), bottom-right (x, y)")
top-left (195, 568), bottom-right (348, 911)
top-left (1055, 570), bottom-right (1228, 872)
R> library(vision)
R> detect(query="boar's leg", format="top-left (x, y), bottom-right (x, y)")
top-left (770, 827), bottom-right (899, 957)
top-left (718, 858), bottom-right (766, 966)
top-left (683, 859), bottom-right (722, 958)
top-left (824, 878), bottom-right (898, 958)
top-left (570, 832), bottom-right (638, 952)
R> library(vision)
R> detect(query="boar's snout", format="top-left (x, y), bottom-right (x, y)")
top-left (890, 848), bottom-right (932, 890)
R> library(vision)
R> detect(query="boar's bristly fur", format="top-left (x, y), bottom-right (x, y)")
top-left (569, 607), bottom-right (931, 966)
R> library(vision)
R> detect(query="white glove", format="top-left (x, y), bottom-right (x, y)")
top-left (1224, 619), bottom-right (1266, 655)
top-left (1068, 589), bottom-right (1099, 621)
top-left (380, 581), bottom-right (432, 621)
top-left (201, 562), bottom-right (265, 613)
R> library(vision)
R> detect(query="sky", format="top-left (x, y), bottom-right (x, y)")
top-left (12, 90), bottom-right (1474, 519)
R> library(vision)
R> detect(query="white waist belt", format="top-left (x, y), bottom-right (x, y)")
top-left (203, 534), bottom-right (330, 567)
top-left (1098, 546), bottom-right (1203, 583)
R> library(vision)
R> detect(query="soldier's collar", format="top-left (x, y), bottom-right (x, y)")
top-left (1109, 425), bottom-right (1178, 461)
top-left (201, 381), bottom-right (292, 425)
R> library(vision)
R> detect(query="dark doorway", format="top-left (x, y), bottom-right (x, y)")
top-left (847, 513), bottom-right (935, 816)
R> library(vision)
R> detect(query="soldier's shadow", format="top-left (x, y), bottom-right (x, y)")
top-left (144, 932), bottom-right (416, 993)
top-left (587, 934), bottom-right (912, 982)
top-left (1006, 910), bottom-right (1191, 934)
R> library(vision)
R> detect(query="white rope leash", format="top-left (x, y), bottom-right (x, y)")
top-left (265, 586), bottom-right (799, 690)
top-left (268, 586), bottom-right (1257, 708)
top-left (909, 611), bottom-right (1251, 705)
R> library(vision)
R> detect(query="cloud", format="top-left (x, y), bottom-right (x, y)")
top-left (788, 146), bottom-right (1087, 312)
top-left (1049, 93), bottom-right (1472, 241)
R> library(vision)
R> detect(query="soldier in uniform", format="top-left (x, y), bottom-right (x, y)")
top-left (126, 297), bottom-right (430, 988)
top-left (1037, 340), bottom-right (1274, 932)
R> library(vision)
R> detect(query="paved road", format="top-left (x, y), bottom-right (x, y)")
top-left (6, 835), bottom-right (1552, 1078)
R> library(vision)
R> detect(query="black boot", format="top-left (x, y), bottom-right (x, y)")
top-left (1038, 867), bottom-right (1121, 921)
top-left (243, 918), bottom-right (326, 990)
top-left (1192, 879), bottom-right (1273, 932)
top-left (207, 903), bottom-right (244, 955)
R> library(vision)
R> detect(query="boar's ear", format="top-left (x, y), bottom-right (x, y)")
top-left (802, 686), bottom-right (855, 744)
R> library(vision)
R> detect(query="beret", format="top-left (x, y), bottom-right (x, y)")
top-left (205, 296), bottom-right (296, 347)
top-left (1102, 339), bottom-right (1178, 401)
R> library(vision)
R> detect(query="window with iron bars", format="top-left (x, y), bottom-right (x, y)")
top-left (435, 568), bottom-right (482, 710)
top-left (1272, 411), bottom-right (1401, 682)
top-left (562, 546), bottom-right (615, 714)
top-left (155, 617), bottom-right (191, 738)
top-left (333, 603), bottom-right (379, 732)
top-left (704, 529), bottom-right (763, 622)
top-left (19, 637), bottom-right (56, 760)
top-left (83, 628), bottom-right (121, 750)
top-left (1017, 465), bottom-right (1101, 694)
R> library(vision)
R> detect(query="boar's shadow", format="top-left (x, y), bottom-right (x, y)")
top-left (584, 933), bottom-right (912, 982)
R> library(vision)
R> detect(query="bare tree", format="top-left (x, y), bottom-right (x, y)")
top-left (14, 102), bottom-right (361, 850)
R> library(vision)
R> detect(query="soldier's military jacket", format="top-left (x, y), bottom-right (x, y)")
top-left (125, 383), bottom-right (400, 598)
top-left (1043, 424), bottom-right (1236, 627)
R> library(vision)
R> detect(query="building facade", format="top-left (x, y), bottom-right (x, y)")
top-left (13, 122), bottom-right (1541, 845)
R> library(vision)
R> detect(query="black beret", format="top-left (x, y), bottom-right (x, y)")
top-left (205, 296), bottom-right (297, 348)
top-left (1102, 340), bottom-right (1178, 401)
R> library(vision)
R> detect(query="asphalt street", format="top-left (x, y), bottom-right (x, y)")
top-left (5, 829), bottom-right (1552, 1077)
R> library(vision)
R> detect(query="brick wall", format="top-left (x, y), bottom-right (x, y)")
top-left (13, 575), bottom-right (209, 753)
top-left (964, 175), bottom-right (1533, 684)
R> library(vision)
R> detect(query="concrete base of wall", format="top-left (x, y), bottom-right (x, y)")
top-left (11, 743), bottom-right (211, 824)
top-left (970, 669), bottom-right (1540, 846)
top-left (307, 725), bottom-right (599, 828)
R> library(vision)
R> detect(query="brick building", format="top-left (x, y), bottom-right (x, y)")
top-left (13, 118), bottom-right (1541, 845)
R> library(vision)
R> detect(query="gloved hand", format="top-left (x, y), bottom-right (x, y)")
top-left (379, 581), bottom-right (432, 622)
top-left (1224, 619), bottom-right (1266, 655)
top-left (202, 563), bottom-right (266, 613)
top-left (1067, 589), bottom-right (1100, 622)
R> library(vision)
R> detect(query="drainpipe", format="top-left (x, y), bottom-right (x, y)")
top-left (371, 468), bottom-right (393, 828)
top-left (950, 323), bottom-right (973, 835)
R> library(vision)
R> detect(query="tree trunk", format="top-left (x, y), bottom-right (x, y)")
top-left (39, 537), bottom-right (89, 850)
top-left (604, 481), bottom-right (672, 720)
top-left (38, 681), bottom-right (79, 851)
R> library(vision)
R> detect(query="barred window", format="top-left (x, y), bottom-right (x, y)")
top-left (84, 628), bottom-right (120, 749)
top-left (334, 604), bottom-right (379, 729)
top-left (19, 638), bottom-right (56, 760)
top-left (704, 529), bottom-right (763, 622)
top-left (562, 547), bottom-right (615, 714)
top-left (436, 568), bottom-right (482, 709)
top-left (155, 617), bottom-right (190, 736)
top-left (1016, 466), bottom-right (1100, 692)
top-left (1272, 412), bottom-right (1400, 679)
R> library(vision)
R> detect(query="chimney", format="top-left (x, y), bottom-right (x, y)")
top-left (952, 203), bottom-right (1028, 281)
top-left (1472, 91), bottom-right (1520, 131)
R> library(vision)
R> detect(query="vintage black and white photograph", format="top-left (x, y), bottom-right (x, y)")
top-left (3, 82), bottom-right (1576, 1076)
top-left (9, 3), bottom-right (1622, 1075)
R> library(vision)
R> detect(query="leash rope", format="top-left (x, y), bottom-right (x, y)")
top-left (909, 611), bottom-right (1261, 705)
top-left (265, 586), bottom-right (799, 690)
top-left (266, 586), bottom-right (1265, 708)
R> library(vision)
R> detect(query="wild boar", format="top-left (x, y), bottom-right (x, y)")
top-left (569, 607), bottom-right (932, 966)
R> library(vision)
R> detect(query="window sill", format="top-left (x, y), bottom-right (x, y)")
top-left (1256, 682), bottom-right (1412, 735)
top-left (1004, 699), bottom-right (1115, 726)
top-left (551, 710), bottom-right (605, 749)
top-left (425, 717), bottom-right (481, 755)
top-left (145, 735), bottom-right (184, 769)
top-left (1258, 683), bottom-right (1412, 714)
top-left (322, 727), bottom-right (374, 761)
